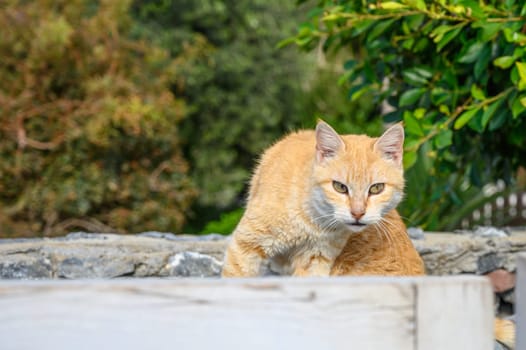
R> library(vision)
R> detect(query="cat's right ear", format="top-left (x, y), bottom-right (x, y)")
top-left (374, 123), bottom-right (404, 167)
top-left (315, 121), bottom-right (345, 163)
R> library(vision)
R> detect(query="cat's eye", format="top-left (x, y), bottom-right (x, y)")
top-left (369, 183), bottom-right (385, 195)
top-left (332, 181), bottom-right (348, 194)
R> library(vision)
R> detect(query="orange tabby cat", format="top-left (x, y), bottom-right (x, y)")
top-left (222, 121), bottom-right (424, 277)
top-left (221, 121), bottom-right (513, 348)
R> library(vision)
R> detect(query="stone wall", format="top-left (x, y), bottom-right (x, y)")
top-left (1, 230), bottom-right (525, 315)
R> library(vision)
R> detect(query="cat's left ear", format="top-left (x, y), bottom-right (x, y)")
top-left (374, 123), bottom-right (404, 167)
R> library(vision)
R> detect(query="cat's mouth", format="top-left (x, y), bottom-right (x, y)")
top-left (345, 221), bottom-right (367, 228)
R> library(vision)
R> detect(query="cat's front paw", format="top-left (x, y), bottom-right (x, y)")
top-left (292, 257), bottom-right (332, 277)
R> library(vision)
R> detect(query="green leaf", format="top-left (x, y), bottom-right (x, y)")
top-left (489, 108), bottom-right (507, 131)
top-left (413, 37), bottom-right (430, 52)
top-left (412, 67), bottom-right (433, 79)
top-left (407, 0), bottom-right (426, 11)
top-left (493, 56), bottom-right (516, 69)
top-left (368, 19), bottom-right (397, 42)
top-left (276, 37), bottom-right (296, 48)
top-left (474, 46), bottom-right (491, 80)
top-left (403, 111), bottom-right (425, 136)
top-left (351, 20), bottom-right (375, 36)
top-left (399, 88), bottom-right (425, 107)
top-left (511, 97), bottom-right (526, 118)
top-left (337, 70), bottom-right (353, 85)
top-left (436, 26), bottom-right (463, 52)
top-left (414, 108), bottom-right (426, 119)
top-left (431, 88), bottom-right (450, 105)
top-left (511, 65), bottom-right (519, 85)
top-left (458, 0), bottom-right (486, 19)
top-left (454, 107), bottom-right (481, 129)
top-left (402, 69), bottom-right (429, 86)
top-left (377, 2), bottom-right (408, 10)
top-left (470, 84), bottom-right (485, 100)
top-left (457, 42), bottom-right (485, 63)
top-left (476, 22), bottom-right (502, 41)
top-left (404, 138), bottom-right (420, 150)
top-left (430, 25), bottom-right (453, 41)
top-left (405, 14), bottom-right (425, 29)
top-left (467, 111), bottom-right (484, 132)
top-left (514, 47), bottom-right (525, 58)
top-left (403, 150), bottom-right (418, 169)
top-left (402, 38), bottom-right (415, 50)
top-left (439, 105), bottom-right (450, 115)
top-left (434, 129), bottom-right (453, 149)
top-left (516, 61), bottom-right (526, 90)
top-left (350, 85), bottom-right (370, 102)
top-left (481, 100), bottom-right (503, 128)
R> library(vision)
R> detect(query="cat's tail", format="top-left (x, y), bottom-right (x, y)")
top-left (495, 317), bottom-right (515, 349)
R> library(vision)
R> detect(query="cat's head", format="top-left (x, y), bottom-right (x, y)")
top-left (310, 121), bottom-right (405, 233)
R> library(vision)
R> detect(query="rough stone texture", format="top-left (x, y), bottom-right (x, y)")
top-left (413, 231), bottom-right (526, 275)
top-left (0, 232), bottom-right (228, 279)
top-left (163, 252), bottom-right (222, 277)
top-left (1, 230), bottom-right (525, 280)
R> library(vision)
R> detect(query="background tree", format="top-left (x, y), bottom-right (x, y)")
top-left (289, 0), bottom-right (526, 230)
top-left (0, 0), bottom-right (195, 236)
top-left (133, 0), bottom-right (380, 232)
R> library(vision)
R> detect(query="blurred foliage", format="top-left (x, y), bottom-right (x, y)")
top-left (132, 0), bottom-right (311, 210)
top-left (201, 207), bottom-right (244, 235)
top-left (132, 0), bottom-right (380, 232)
top-left (0, 0), bottom-right (196, 236)
top-left (0, 0), bottom-right (383, 237)
top-left (198, 66), bottom-right (382, 234)
top-left (289, 0), bottom-right (526, 230)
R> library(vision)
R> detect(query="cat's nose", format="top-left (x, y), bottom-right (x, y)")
top-left (351, 209), bottom-right (365, 220)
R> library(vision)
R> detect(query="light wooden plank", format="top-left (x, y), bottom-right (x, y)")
top-left (416, 277), bottom-right (493, 350)
top-left (517, 253), bottom-right (526, 350)
top-left (0, 277), bottom-right (492, 350)
top-left (0, 278), bottom-right (415, 350)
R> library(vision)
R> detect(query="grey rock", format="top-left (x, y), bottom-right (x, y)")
top-left (413, 232), bottom-right (526, 275)
top-left (0, 238), bottom-right (36, 245)
top-left (62, 232), bottom-right (112, 240)
top-left (0, 232), bottom-right (228, 279)
top-left (139, 231), bottom-right (227, 242)
top-left (163, 252), bottom-right (222, 277)
top-left (407, 227), bottom-right (425, 240)
top-left (478, 253), bottom-right (504, 274)
top-left (57, 256), bottom-right (136, 279)
top-left (1, 230), bottom-right (525, 282)
top-left (0, 255), bottom-right (53, 279)
top-left (473, 226), bottom-right (509, 238)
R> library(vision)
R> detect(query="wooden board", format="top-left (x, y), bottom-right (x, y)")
top-left (517, 253), bottom-right (526, 350)
top-left (0, 276), bottom-right (492, 350)
top-left (416, 277), bottom-right (493, 350)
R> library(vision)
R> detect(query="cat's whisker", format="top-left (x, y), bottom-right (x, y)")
top-left (325, 218), bottom-right (342, 232)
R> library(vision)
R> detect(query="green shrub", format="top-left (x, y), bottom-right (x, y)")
top-left (0, 0), bottom-right (196, 236)
top-left (133, 0), bottom-right (314, 211)
top-left (201, 208), bottom-right (244, 235)
top-left (289, 0), bottom-right (526, 230)
top-left (133, 0), bottom-right (382, 233)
